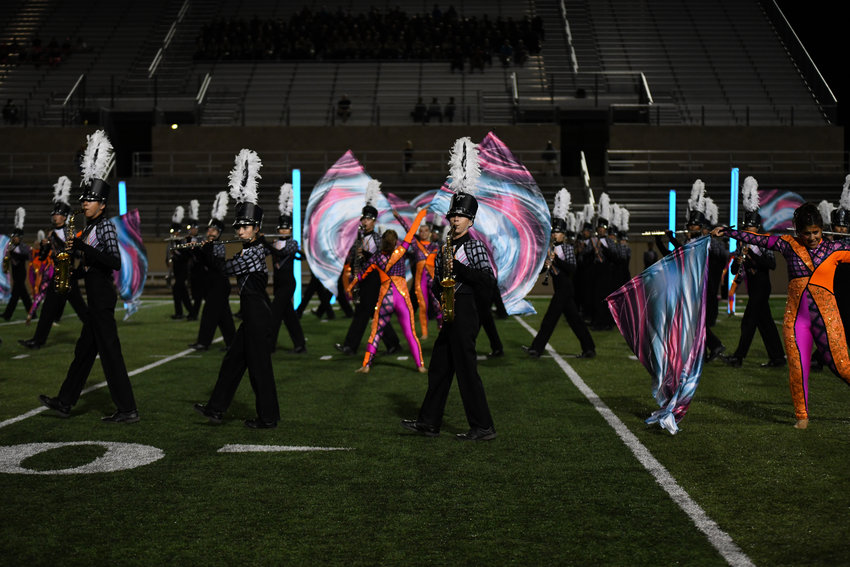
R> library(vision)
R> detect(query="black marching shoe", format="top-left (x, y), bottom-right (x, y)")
top-left (456, 426), bottom-right (497, 441)
top-left (193, 403), bottom-right (223, 424)
top-left (188, 343), bottom-right (209, 351)
top-left (761, 358), bottom-right (786, 368)
top-left (101, 410), bottom-right (140, 424)
top-left (521, 345), bottom-right (541, 358)
top-left (486, 348), bottom-right (504, 358)
top-left (38, 394), bottom-right (70, 418)
top-left (385, 343), bottom-right (401, 355)
top-left (400, 419), bottom-right (439, 437)
top-left (18, 339), bottom-right (42, 349)
top-left (705, 345), bottom-right (725, 362)
top-left (720, 354), bottom-right (743, 368)
top-left (244, 418), bottom-right (278, 429)
top-left (334, 343), bottom-right (354, 355)
top-left (577, 350), bottom-right (596, 359)
top-left (292, 345), bottom-right (307, 354)
top-left (170, 314), bottom-right (185, 320)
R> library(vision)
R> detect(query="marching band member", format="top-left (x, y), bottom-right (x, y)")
top-left (2, 207), bottom-right (32, 321)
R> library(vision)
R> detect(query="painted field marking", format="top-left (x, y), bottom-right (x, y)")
top-left (218, 444), bottom-right (353, 453)
top-left (514, 316), bottom-right (754, 567)
top-left (396, 356), bottom-right (408, 361)
top-left (0, 337), bottom-right (223, 431)
top-left (320, 355), bottom-right (333, 360)
top-left (12, 354), bottom-right (29, 360)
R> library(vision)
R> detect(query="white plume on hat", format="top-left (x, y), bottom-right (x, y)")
top-left (364, 179), bottom-right (382, 208)
top-left (36, 229), bottom-right (45, 242)
top-left (211, 191), bottom-right (228, 222)
top-left (705, 197), bottom-right (719, 226)
top-left (688, 179), bottom-right (706, 214)
top-left (582, 203), bottom-right (594, 225)
top-left (80, 130), bottom-right (113, 186)
top-left (840, 174), bottom-right (850, 211)
top-left (598, 193), bottom-right (611, 221)
top-left (552, 188), bottom-right (570, 221)
top-left (14, 207), bottom-right (25, 230)
top-left (53, 176), bottom-right (72, 206)
top-left (611, 203), bottom-right (622, 227)
top-left (742, 176), bottom-right (759, 213)
top-left (447, 136), bottom-right (480, 194)
top-left (818, 200), bottom-right (835, 225)
top-left (172, 205), bottom-right (185, 224)
top-left (566, 211), bottom-right (577, 233)
top-left (278, 183), bottom-right (294, 216)
top-left (188, 199), bottom-right (200, 221)
top-left (228, 149), bottom-right (262, 205)
top-left (619, 207), bottom-right (630, 232)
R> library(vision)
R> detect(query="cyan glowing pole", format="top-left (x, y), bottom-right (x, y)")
top-left (728, 167), bottom-right (739, 314)
top-left (293, 168), bottom-right (302, 306)
top-left (668, 189), bottom-right (676, 251)
top-left (118, 181), bottom-right (127, 215)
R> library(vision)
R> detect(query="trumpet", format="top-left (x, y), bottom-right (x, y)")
top-left (440, 228), bottom-right (455, 323)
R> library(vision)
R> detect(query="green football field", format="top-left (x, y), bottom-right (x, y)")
top-left (1, 296), bottom-right (848, 566)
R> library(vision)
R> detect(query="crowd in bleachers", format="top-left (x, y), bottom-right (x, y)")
top-left (193, 5), bottom-right (543, 71)
top-left (0, 36), bottom-right (89, 68)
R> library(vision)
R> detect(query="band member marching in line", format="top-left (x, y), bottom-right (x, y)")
top-left (2, 207), bottom-right (32, 321)
top-left (188, 191), bottom-right (236, 351)
top-left (266, 182), bottom-right (306, 354)
top-left (610, 204), bottom-right (632, 290)
top-left (720, 176), bottom-right (785, 368)
top-left (346, 206), bottom-right (429, 373)
top-left (578, 194), bottom-right (616, 331)
top-left (19, 177), bottom-right (87, 348)
top-left (523, 188), bottom-right (596, 359)
top-left (402, 137), bottom-right (497, 441)
top-left (39, 130), bottom-right (139, 423)
top-left (194, 149), bottom-right (280, 429)
top-left (167, 205), bottom-right (192, 320)
top-left (713, 202), bottom-right (850, 429)
top-left (186, 199), bottom-right (205, 321)
top-left (334, 180), bottom-right (400, 356)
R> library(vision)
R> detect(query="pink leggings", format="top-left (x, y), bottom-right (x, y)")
top-left (363, 280), bottom-right (424, 368)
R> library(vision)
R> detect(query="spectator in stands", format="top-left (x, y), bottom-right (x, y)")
top-left (411, 97), bottom-right (427, 124)
top-left (3, 99), bottom-right (20, 125)
top-left (444, 97), bottom-right (456, 123)
top-left (498, 40), bottom-right (513, 67)
top-left (541, 140), bottom-right (558, 176)
top-left (336, 94), bottom-right (351, 124)
top-left (427, 97), bottom-right (442, 123)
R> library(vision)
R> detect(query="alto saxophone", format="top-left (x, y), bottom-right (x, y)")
top-left (440, 229), bottom-right (456, 323)
top-left (53, 209), bottom-right (79, 294)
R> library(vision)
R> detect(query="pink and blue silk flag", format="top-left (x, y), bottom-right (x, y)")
top-left (424, 132), bottom-right (549, 315)
top-left (109, 209), bottom-right (148, 319)
top-left (757, 189), bottom-right (804, 232)
top-left (606, 236), bottom-right (711, 434)
top-left (0, 235), bottom-right (10, 303)
top-left (303, 151), bottom-right (414, 296)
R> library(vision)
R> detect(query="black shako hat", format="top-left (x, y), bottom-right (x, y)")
top-left (551, 217), bottom-right (567, 233)
top-left (79, 178), bottom-right (110, 203)
top-left (447, 192), bottom-right (478, 221)
top-left (51, 201), bottom-right (71, 216)
top-left (742, 210), bottom-right (762, 229)
top-left (277, 214), bottom-right (293, 230)
top-left (361, 205), bottom-right (378, 220)
top-left (233, 202), bottom-right (263, 228)
top-left (832, 208), bottom-right (850, 228)
top-left (208, 218), bottom-right (225, 232)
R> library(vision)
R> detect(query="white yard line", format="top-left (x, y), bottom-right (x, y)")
top-left (0, 337), bottom-right (222, 430)
top-left (514, 316), bottom-right (755, 567)
top-left (218, 444), bottom-right (353, 453)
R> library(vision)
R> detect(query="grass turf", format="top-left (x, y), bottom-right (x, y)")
top-left (1, 296), bottom-right (849, 566)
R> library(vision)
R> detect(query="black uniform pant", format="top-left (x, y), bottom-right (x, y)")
top-left (531, 289), bottom-right (595, 354)
top-left (418, 295), bottom-right (494, 431)
top-left (2, 275), bottom-right (31, 319)
top-left (334, 273), bottom-right (354, 317)
top-left (342, 271), bottom-right (399, 353)
top-left (31, 281), bottom-right (86, 345)
top-left (272, 284), bottom-right (305, 349)
top-left (476, 292), bottom-right (502, 352)
top-left (188, 269), bottom-right (206, 318)
top-left (56, 279), bottom-right (136, 412)
top-left (298, 275), bottom-right (336, 318)
top-left (207, 295), bottom-right (279, 422)
top-left (732, 292), bottom-right (784, 360)
top-left (196, 280), bottom-right (235, 347)
top-left (171, 269), bottom-right (192, 316)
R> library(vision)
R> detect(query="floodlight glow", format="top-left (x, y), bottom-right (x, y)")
top-left (293, 169), bottom-right (302, 306)
top-left (171, 123), bottom-right (178, 130)
top-left (118, 181), bottom-right (127, 215)
top-left (728, 167), bottom-right (739, 314)
top-left (668, 190), bottom-right (676, 251)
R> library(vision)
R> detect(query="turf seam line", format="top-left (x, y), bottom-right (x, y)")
top-left (514, 316), bottom-right (755, 567)
top-left (0, 337), bottom-right (223, 430)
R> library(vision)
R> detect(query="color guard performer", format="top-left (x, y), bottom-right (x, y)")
top-left (39, 130), bottom-right (139, 423)
top-left (334, 180), bottom-right (400, 356)
top-left (402, 137), bottom-right (496, 441)
top-left (194, 149), bottom-right (280, 429)
top-left (168, 206), bottom-right (192, 319)
top-left (830, 175), bottom-right (850, 341)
